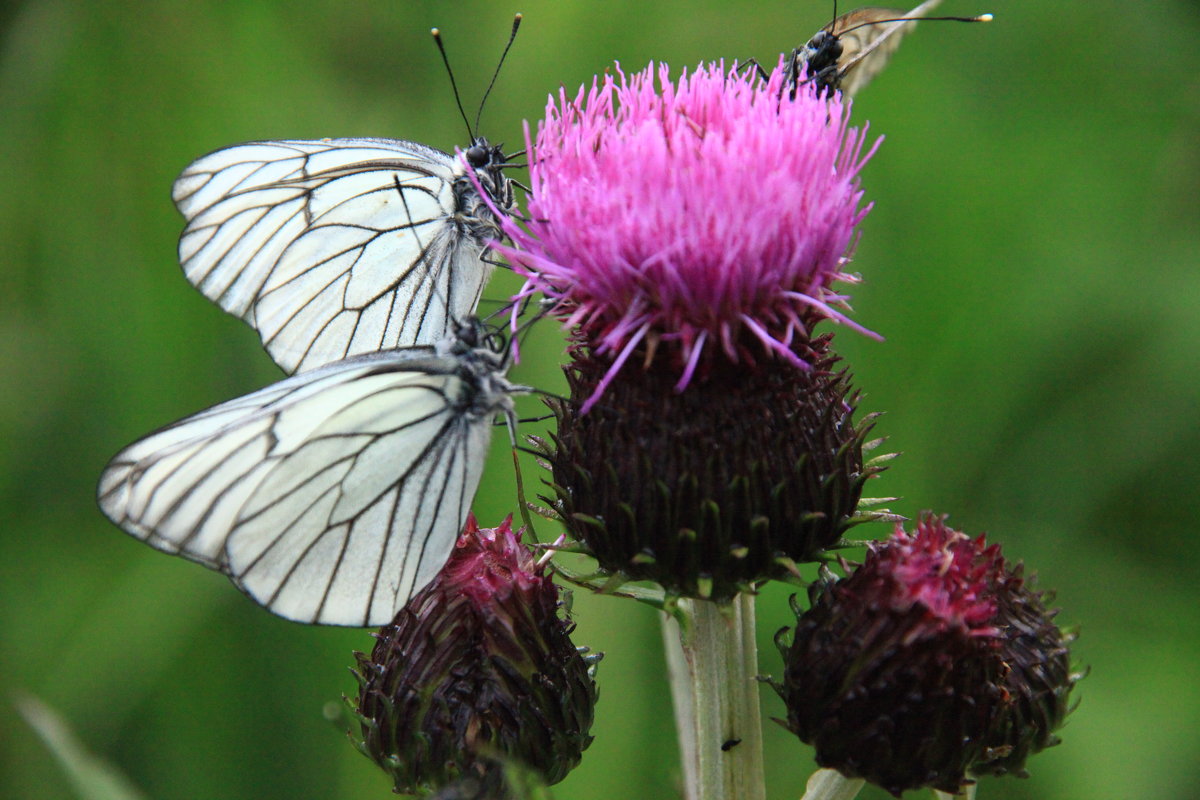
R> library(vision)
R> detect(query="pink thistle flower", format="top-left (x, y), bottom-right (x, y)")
top-left (495, 60), bottom-right (879, 409)
top-left (437, 512), bottom-right (546, 606)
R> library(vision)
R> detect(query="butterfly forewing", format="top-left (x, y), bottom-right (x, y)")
top-left (174, 138), bottom-right (507, 374)
top-left (98, 339), bottom-right (518, 626)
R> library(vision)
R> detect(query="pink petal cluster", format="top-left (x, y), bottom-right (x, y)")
top-left (865, 515), bottom-right (1007, 638)
top-left (437, 513), bottom-right (544, 607)
top-left (495, 60), bottom-right (879, 404)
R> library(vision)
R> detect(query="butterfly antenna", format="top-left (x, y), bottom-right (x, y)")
top-left (432, 27), bottom-right (475, 141)
top-left (475, 13), bottom-right (523, 135)
top-left (838, 3), bottom-right (991, 78)
top-left (838, 12), bottom-right (991, 37)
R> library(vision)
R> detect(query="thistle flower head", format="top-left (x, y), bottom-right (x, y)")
top-left (776, 515), bottom-right (1076, 796)
top-left (438, 510), bottom-right (544, 605)
top-left (352, 515), bottom-right (598, 796)
top-left (497, 60), bottom-right (878, 407)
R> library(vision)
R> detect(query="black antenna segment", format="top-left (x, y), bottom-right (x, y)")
top-left (431, 26), bottom-right (475, 141)
top-left (431, 14), bottom-right (524, 143)
top-left (476, 14), bottom-right (523, 135)
top-left (838, 13), bottom-right (992, 36)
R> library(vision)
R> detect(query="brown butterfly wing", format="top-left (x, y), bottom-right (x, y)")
top-left (826, 1), bottom-right (942, 96)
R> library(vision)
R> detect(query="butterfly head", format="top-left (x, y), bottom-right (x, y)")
top-left (465, 137), bottom-right (510, 196)
top-left (800, 30), bottom-right (843, 80)
top-left (464, 138), bottom-right (502, 169)
top-left (442, 317), bottom-right (507, 361)
top-left (789, 28), bottom-right (844, 98)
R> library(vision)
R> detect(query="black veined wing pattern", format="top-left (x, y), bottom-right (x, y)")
top-left (97, 323), bottom-right (525, 626)
top-left (173, 137), bottom-right (513, 374)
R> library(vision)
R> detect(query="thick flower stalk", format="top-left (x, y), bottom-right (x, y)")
top-left (775, 515), bottom-right (1079, 797)
top-left (351, 515), bottom-right (599, 797)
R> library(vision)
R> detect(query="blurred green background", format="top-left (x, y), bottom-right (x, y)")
top-left (2, 1), bottom-right (1198, 798)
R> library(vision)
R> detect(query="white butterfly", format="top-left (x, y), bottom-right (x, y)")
top-left (173, 136), bottom-right (514, 374)
top-left (97, 322), bottom-right (526, 626)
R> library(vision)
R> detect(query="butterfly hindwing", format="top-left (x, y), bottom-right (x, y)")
top-left (174, 138), bottom-right (509, 374)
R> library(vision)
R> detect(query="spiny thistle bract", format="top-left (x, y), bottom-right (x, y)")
top-left (543, 332), bottom-right (881, 601)
top-left (774, 515), bottom-right (1079, 796)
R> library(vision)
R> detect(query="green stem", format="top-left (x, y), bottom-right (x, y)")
top-left (799, 769), bottom-right (864, 800)
top-left (662, 594), bottom-right (766, 800)
top-left (934, 780), bottom-right (976, 800)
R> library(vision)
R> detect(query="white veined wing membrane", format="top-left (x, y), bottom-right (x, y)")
top-left (97, 334), bottom-right (523, 626)
top-left (173, 138), bottom-right (511, 373)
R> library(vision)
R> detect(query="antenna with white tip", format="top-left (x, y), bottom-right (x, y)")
top-left (431, 26), bottom-right (475, 142)
top-left (431, 14), bottom-right (524, 144)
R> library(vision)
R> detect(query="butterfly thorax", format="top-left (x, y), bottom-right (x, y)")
top-left (437, 320), bottom-right (516, 416)
top-left (459, 347), bottom-right (515, 417)
top-left (452, 137), bottom-right (513, 241)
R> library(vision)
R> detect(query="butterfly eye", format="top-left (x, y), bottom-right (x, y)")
top-left (465, 144), bottom-right (490, 168)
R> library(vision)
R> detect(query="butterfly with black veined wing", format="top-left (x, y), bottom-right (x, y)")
top-left (172, 16), bottom-right (522, 375)
top-left (97, 320), bottom-right (528, 626)
top-left (786, 0), bottom-right (990, 98)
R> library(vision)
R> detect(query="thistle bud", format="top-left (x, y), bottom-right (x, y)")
top-left (352, 515), bottom-right (599, 796)
top-left (775, 515), bottom-right (1077, 796)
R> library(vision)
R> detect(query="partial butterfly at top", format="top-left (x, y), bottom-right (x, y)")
top-left (172, 16), bottom-right (523, 374)
top-left (98, 319), bottom-right (529, 626)
top-left (785, 0), bottom-right (991, 98)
